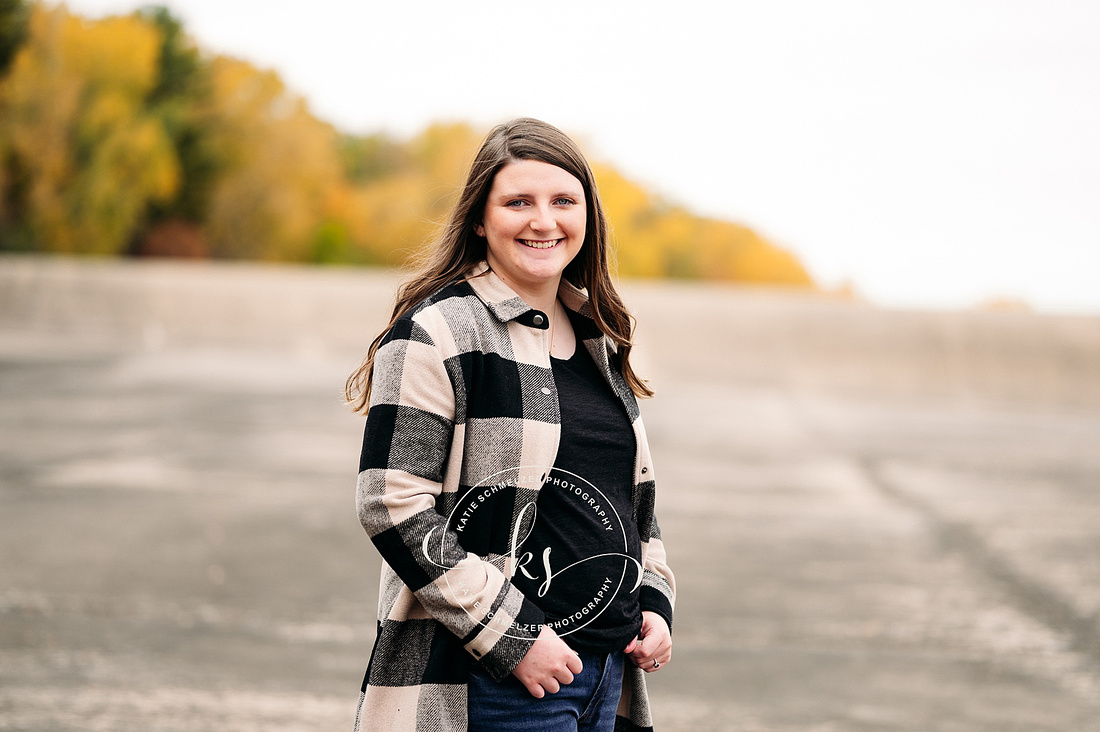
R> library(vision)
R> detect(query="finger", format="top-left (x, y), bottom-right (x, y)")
top-left (559, 670), bottom-right (575, 686)
top-left (544, 679), bottom-right (561, 694)
top-left (567, 654), bottom-right (584, 675)
top-left (623, 637), bottom-right (639, 654)
top-left (525, 682), bottom-right (545, 699)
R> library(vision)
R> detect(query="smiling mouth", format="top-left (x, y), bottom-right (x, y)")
top-left (519, 239), bottom-right (563, 250)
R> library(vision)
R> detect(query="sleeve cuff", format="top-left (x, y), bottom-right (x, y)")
top-left (639, 585), bottom-right (674, 635)
top-left (475, 595), bottom-right (546, 682)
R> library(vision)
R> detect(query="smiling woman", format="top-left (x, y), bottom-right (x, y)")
top-left (345, 118), bottom-right (675, 732)
top-left (475, 159), bottom-right (587, 310)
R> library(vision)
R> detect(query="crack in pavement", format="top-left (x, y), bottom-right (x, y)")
top-left (860, 458), bottom-right (1100, 671)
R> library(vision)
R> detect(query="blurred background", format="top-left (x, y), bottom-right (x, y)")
top-left (2, 1), bottom-right (1100, 730)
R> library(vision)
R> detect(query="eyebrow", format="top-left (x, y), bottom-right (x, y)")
top-left (493, 189), bottom-right (583, 199)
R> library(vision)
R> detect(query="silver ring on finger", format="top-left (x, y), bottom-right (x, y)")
top-left (653, 660), bottom-right (661, 669)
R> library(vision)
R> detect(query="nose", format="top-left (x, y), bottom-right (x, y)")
top-left (529, 204), bottom-right (556, 233)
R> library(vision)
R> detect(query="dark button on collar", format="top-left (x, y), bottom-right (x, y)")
top-left (532, 313), bottom-right (546, 326)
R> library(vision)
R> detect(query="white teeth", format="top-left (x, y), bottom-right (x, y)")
top-left (520, 239), bottom-right (560, 249)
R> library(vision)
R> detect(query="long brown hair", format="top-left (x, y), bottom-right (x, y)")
top-left (345, 117), bottom-right (651, 413)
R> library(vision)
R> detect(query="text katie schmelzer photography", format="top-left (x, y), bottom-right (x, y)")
top-left (421, 467), bottom-right (644, 639)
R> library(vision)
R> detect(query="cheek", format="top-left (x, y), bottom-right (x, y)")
top-left (485, 211), bottom-right (516, 236)
top-left (572, 212), bottom-right (588, 241)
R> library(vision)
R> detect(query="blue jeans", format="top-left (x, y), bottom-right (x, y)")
top-left (467, 650), bottom-right (625, 732)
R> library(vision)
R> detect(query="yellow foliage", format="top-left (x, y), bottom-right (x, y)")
top-left (407, 122), bottom-right (481, 189)
top-left (593, 164), bottom-right (653, 230)
top-left (336, 123), bottom-right (481, 265)
top-left (201, 56), bottom-right (341, 261)
top-left (0, 4), bottom-right (814, 287)
top-left (59, 11), bottom-right (161, 94)
top-left (593, 164), bottom-right (662, 276)
top-left (593, 163), bottom-right (813, 286)
top-left (0, 4), bottom-right (178, 254)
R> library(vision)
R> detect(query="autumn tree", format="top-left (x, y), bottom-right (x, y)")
top-left (132, 5), bottom-right (219, 257)
top-left (340, 132), bottom-right (406, 186)
top-left (0, 3), bottom-right (813, 288)
top-left (199, 55), bottom-right (342, 261)
top-left (594, 163), bottom-right (812, 285)
top-left (0, 4), bottom-right (178, 254)
top-left (335, 122), bottom-right (480, 265)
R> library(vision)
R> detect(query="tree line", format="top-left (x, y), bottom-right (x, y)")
top-left (0, 1), bottom-right (813, 286)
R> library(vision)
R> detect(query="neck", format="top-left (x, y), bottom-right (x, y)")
top-left (496, 272), bottom-right (561, 315)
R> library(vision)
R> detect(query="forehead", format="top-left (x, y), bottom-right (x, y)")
top-left (489, 159), bottom-right (585, 196)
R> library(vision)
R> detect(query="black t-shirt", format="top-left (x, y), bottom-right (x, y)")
top-left (509, 335), bottom-right (643, 653)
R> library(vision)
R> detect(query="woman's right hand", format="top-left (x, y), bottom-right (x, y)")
top-left (511, 624), bottom-right (582, 698)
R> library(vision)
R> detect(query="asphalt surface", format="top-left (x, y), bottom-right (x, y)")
top-left (2, 260), bottom-right (1099, 731)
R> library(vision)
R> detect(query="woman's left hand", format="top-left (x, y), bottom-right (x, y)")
top-left (623, 611), bottom-right (671, 673)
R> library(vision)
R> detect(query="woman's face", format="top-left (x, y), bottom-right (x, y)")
top-left (475, 159), bottom-right (586, 300)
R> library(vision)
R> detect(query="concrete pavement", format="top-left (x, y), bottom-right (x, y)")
top-left (1, 257), bottom-right (1099, 731)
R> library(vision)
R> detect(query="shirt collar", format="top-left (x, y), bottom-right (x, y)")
top-left (465, 261), bottom-right (591, 323)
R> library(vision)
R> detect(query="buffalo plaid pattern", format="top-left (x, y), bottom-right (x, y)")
top-left (354, 263), bottom-right (675, 732)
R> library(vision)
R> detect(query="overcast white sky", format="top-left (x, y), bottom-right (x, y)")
top-left (67, 0), bottom-right (1100, 313)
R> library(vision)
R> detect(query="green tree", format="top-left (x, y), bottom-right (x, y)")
top-left (0, 0), bottom-right (31, 246)
top-left (0, 0), bottom-right (29, 76)
top-left (340, 132), bottom-right (406, 185)
top-left (133, 5), bottom-right (220, 255)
